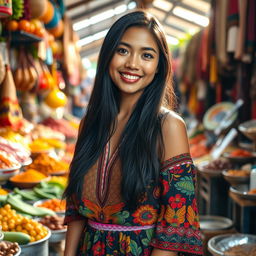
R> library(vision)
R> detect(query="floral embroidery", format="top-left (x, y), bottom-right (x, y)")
top-left (174, 176), bottom-right (195, 196)
top-left (169, 194), bottom-right (186, 209)
top-left (92, 241), bottom-right (105, 256)
top-left (187, 206), bottom-right (200, 229)
top-left (161, 178), bottom-right (169, 196)
top-left (165, 205), bottom-right (186, 227)
top-left (106, 232), bottom-right (114, 248)
top-left (119, 233), bottom-right (131, 254)
top-left (81, 199), bottom-right (125, 223)
top-left (153, 186), bottom-right (161, 199)
top-left (132, 205), bottom-right (158, 225)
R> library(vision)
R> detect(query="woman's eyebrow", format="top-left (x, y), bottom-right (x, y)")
top-left (119, 42), bottom-right (158, 53)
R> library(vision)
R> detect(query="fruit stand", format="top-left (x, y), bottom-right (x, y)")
top-left (0, 0), bottom-right (81, 255)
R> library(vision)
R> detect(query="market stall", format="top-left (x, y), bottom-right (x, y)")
top-left (0, 0), bottom-right (80, 255)
top-left (0, 0), bottom-right (255, 256)
top-left (172, 0), bottom-right (256, 254)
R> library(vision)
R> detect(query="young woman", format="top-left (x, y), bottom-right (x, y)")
top-left (64, 10), bottom-right (203, 256)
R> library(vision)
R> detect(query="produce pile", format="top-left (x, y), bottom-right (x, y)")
top-left (41, 117), bottom-right (78, 139)
top-left (0, 204), bottom-right (48, 242)
top-left (36, 198), bottom-right (66, 212)
top-left (0, 241), bottom-right (19, 256)
top-left (39, 215), bottom-right (66, 231)
top-left (0, 179), bottom-right (67, 246)
top-left (27, 153), bottom-right (69, 176)
top-left (0, 137), bottom-right (30, 165)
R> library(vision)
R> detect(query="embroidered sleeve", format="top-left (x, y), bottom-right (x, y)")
top-left (64, 194), bottom-right (85, 224)
top-left (150, 153), bottom-right (203, 256)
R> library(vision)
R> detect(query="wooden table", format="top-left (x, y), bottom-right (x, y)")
top-left (229, 191), bottom-right (256, 233)
top-left (197, 168), bottom-right (230, 217)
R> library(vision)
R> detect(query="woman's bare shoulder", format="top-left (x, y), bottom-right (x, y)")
top-left (160, 109), bottom-right (190, 160)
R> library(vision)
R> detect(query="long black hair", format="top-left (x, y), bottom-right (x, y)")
top-left (64, 10), bottom-right (174, 208)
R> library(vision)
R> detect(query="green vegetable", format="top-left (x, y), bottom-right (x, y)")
top-left (13, 188), bottom-right (39, 201)
top-left (0, 195), bottom-right (7, 203)
top-left (33, 187), bottom-right (56, 199)
top-left (6, 194), bottom-right (55, 217)
top-left (3, 231), bottom-right (30, 245)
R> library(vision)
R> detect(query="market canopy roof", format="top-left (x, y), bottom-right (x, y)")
top-left (64, 0), bottom-right (211, 59)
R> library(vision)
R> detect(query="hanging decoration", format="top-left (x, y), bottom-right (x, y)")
top-left (0, 65), bottom-right (23, 130)
top-left (0, 0), bottom-right (12, 17)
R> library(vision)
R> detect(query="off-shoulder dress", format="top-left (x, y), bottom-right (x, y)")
top-left (64, 141), bottom-right (203, 256)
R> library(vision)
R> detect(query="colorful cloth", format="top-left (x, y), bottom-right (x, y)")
top-left (65, 147), bottom-right (203, 256)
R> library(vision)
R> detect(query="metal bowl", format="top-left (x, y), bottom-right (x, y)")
top-left (21, 157), bottom-right (32, 167)
top-left (15, 244), bottom-right (21, 256)
top-left (0, 165), bottom-right (21, 183)
top-left (222, 152), bottom-right (256, 164)
top-left (10, 177), bottom-right (50, 189)
top-left (230, 184), bottom-right (256, 200)
top-left (238, 120), bottom-right (256, 141)
top-left (222, 170), bottom-right (250, 186)
top-left (50, 228), bottom-right (66, 243)
top-left (0, 231), bottom-right (3, 241)
top-left (20, 228), bottom-right (51, 256)
top-left (196, 161), bottom-right (223, 177)
top-left (200, 215), bottom-right (233, 231)
top-left (208, 233), bottom-right (256, 256)
top-left (1, 241), bottom-right (21, 256)
top-left (10, 179), bottom-right (42, 189)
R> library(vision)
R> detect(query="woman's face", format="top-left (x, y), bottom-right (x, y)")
top-left (109, 26), bottom-right (159, 96)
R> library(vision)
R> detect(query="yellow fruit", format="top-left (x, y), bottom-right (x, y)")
top-left (44, 89), bottom-right (67, 108)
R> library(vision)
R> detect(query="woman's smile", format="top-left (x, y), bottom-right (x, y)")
top-left (119, 71), bottom-right (142, 83)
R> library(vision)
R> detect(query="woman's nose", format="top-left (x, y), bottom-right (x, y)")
top-left (125, 54), bottom-right (139, 69)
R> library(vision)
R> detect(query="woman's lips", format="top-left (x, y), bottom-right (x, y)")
top-left (119, 72), bottom-right (141, 83)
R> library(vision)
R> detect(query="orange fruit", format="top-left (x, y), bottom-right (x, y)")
top-left (18, 20), bottom-right (31, 32)
top-left (30, 19), bottom-right (43, 29)
top-left (6, 20), bottom-right (18, 31)
top-left (29, 23), bottom-right (36, 34)
top-left (34, 27), bottom-right (45, 37)
top-left (39, 1), bottom-right (54, 24)
top-left (48, 19), bottom-right (64, 38)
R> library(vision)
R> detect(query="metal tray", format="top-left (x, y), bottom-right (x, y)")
top-left (208, 233), bottom-right (256, 256)
top-left (230, 184), bottom-right (256, 200)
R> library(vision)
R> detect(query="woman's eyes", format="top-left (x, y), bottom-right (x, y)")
top-left (116, 48), bottom-right (154, 60)
top-left (116, 48), bottom-right (128, 55)
top-left (142, 53), bottom-right (154, 59)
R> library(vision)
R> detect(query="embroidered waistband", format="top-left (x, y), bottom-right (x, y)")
top-left (88, 219), bottom-right (155, 232)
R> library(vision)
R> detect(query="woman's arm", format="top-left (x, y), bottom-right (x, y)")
top-left (150, 111), bottom-right (190, 256)
top-left (64, 219), bottom-right (87, 256)
top-left (161, 111), bottom-right (190, 161)
top-left (151, 248), bottom-right (178, 256)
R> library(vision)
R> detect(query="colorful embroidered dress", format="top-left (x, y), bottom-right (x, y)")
top-left (65, 143), bottom-right (203, 256)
